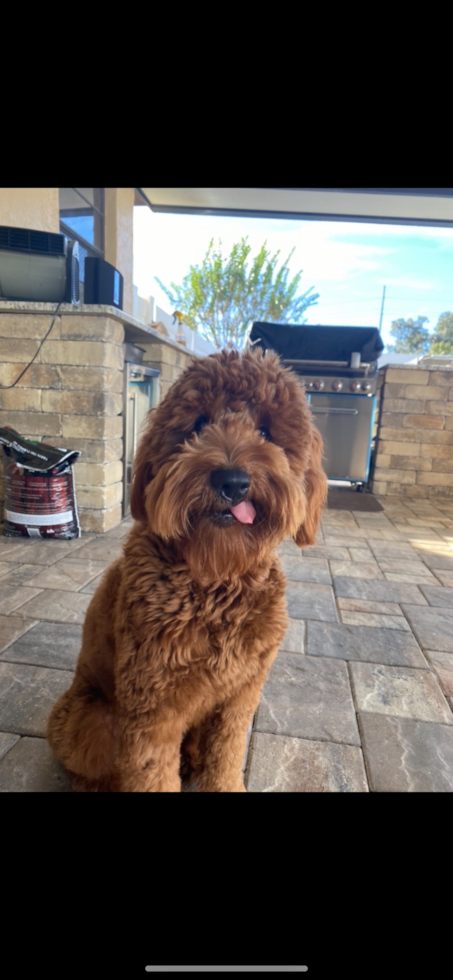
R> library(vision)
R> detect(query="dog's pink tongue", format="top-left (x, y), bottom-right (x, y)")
top-left (230, 501), bottom-right (256, 524)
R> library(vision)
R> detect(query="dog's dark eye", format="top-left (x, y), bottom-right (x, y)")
top-left (193, 415), bottom-right (209, 434)
top-left (258, 425), bottom-right (271, 441)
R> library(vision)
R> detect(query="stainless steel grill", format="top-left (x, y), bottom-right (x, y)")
top-left (249, 323), bottom-right (384, 485)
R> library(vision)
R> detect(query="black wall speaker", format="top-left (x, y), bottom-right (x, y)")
top-left (84, 257), bottom-right (123, 310)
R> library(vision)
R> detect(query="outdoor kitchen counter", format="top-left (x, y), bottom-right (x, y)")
top-left (0, 300), bottom-right (189, 350)
top-left (0, 302), bottom-right (194, 532)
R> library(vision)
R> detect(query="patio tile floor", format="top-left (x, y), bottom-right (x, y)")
top-left (1, 496), bottom-right (452, 791)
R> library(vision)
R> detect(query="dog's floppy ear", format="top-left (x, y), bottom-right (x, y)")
top-left (294, 428), bottom-right (328, 547)
top-left (130, 431), bottom-right (154, 523)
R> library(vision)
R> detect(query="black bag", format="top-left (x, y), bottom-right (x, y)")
top-left (0, 426), bottom-right (81, 538)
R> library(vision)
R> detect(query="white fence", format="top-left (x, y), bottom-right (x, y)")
top-left (132, 289), bottom-right (216, 357)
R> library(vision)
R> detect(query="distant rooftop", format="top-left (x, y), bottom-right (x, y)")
top-left (377, 352), bottom-right (418, 367)
top-left (378, 352), bottom-right (453, 368)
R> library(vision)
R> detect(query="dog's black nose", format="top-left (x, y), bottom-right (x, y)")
top-left (210, 467), bottom-right (251, 505)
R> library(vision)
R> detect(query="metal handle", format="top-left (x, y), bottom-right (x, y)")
top-left (311, 407), bottom-right (359, 415)
top-left (129, 392), bottom-right (138, 454)
top-left (285, 358), bottom-right (349, 367)
top-left (284, 358), bottom-right (372, 369)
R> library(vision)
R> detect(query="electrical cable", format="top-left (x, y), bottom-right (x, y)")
top-left (0, 302), bottom-right (62, 389)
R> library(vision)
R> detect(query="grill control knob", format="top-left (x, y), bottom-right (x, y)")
top-left (313, 379), bottom-right (324, 390)
top-left (305, 380), bottom-right (314, 389)
top-left (362, 381), bottom-right (372, 392)
top-left (350, 380), bottom-right (361, 392)
top-left (332, 380), bottom-right (343, 391)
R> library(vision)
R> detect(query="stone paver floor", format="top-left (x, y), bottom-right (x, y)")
top-left (1, 496), bottom-right (453, 791)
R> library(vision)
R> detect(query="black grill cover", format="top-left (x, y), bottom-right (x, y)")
top-left (249, 322), bottom-right (384, 364)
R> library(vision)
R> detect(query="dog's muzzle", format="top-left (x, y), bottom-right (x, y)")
top-left (210, 467), bottom-right (256, 525)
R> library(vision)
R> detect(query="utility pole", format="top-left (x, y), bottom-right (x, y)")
top-left (378, 285), bottom-right (386, 333)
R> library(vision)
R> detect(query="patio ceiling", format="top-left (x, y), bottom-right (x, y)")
top-left (137, 188), bottom-right (453, 227)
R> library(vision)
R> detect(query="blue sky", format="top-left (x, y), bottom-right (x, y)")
top-left (133, 208), bottom-right (453, 349)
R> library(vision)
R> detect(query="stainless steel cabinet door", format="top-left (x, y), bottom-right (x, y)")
top-left (308, 394), bottom-right (376, 481)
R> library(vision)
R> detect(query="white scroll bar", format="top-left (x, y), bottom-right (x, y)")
top-left (145, 968), bottom-right (308, 973)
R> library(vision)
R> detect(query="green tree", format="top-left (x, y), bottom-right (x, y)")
top-left (155, 237), bottom-right (319, 349)
top-left (430, 311), bottom-right (453, 354)
top-left (386, 316), bottom-right (431, 354)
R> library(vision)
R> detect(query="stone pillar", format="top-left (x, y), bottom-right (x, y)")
top-left (104, 188), bottom-right (135, 316)
top-left (0, 188), bottom-right (59, 232)
top-left (371, 365), bottom-right (453, 499)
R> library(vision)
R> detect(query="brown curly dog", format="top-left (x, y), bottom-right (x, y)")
top-left (47, 348), bottom-right (327, 792)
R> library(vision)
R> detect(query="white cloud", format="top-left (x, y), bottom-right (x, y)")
top-left (133, 209), bottom-right (396, 297)
top-left (383, 277), bottom-right (436, 291)
top-left (298, 240), bottom-right (393, 283)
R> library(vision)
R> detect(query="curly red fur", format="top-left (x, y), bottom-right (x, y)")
top-left (47, 348), bottom-right (327, 792)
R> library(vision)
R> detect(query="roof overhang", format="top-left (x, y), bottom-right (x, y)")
top-left (137, 188), bottom-right (453, 227)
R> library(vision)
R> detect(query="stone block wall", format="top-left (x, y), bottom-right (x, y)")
top-left (138, 341), bottom-right (195, 401)
top-left (0, 311), bottom-right (124, 532)
top-left (371, 365), bottom-right (453, 499)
